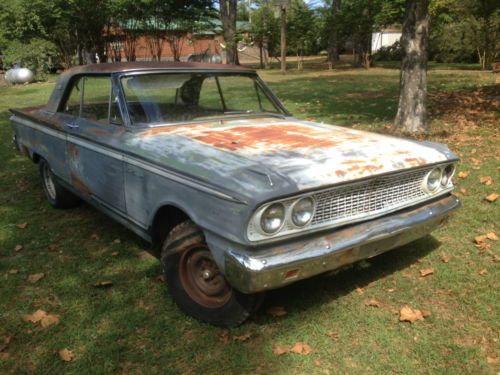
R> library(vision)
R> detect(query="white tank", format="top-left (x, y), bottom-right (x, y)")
top-left (5, 68), bottom-right (35, 84)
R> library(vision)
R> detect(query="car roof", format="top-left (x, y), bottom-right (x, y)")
top-left (63, 61), bottom-right (255, 75)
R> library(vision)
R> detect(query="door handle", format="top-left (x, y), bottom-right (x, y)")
top-left (65, 122), bottom-right (79, 129)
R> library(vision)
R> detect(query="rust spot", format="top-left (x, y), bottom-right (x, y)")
top-left (87, 128), bottom-right (113, 137)
top-left (335, 170), bottom-right (346, 177)
top-left (189, 124), bottom-right (340, 151)
top-left (21, 145), bottom-right (30, 158)
top-left (67, 143), bottom-right (79, 158)
top-left (70, 173), bottom-right (91, 197)
top-left (404, 157), bottom-right (427, 167)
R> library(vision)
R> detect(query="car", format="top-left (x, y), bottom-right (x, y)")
top-left (10, 62), bottom-right (460, 327)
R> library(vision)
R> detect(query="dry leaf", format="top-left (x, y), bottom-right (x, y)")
top-left (441, 255), bottom-right (450, 263)
top-left (93, 281), bottom-right (113, 288)
top-left (15, 223), bottom-right (28, 229)
top-left (111, 251), bottom-right (119, 256)
top-left (113, 239), bottom-right (121, 244)
top-left (267, 306), bottom-right (287, 317)
top-left (457, 171), bottom-right (469, 178)
top-left (487, 356), bottom-right (499, 364)
top-left (273, 345), bottom-right (289, 355)
top-left (0, 336), bottom-right (12, 352)
top-left (0, 352), bottom-right (9, 360)
top-left (399, 306), bottom-right (424, 323)
top-left (14, 244), bottom-right (23, 252)
top-left (479, 269), bottom-right (487, 275)
top-left (364, 298), bottom-right (381, 307)
top-left (156, 274), bottom-right (165, 283)
top-left (486, 232), bottom-right (498, 241)
top-left (290, 342), bottom-right (313, 355)
top-left (387, 288), bottom-right (396, 293)
top-left (7, 269), bottom-right (19, 275)
top-left (219, 329), bottom-right (229, 345)
top-left (28, 273), bottom-right (45, 283)
top-left (355, 287), bottom-right (364, 295)
top-left (474, 235), bottom-right (487, 245)
top-left (479, 176), bottom-right (493, 185)
top-left (421, 309), bottom-right (432, 318)
top-left (138, 251), bottom-right (154, 260)
top-left (41, 314), bottom-right (60, 328)
top-left (233, 332), bottom-right (252, 342)
top-left (90, 233), bottom-right (100, 240)
top-left (419, 268), bottom-right (434, 277)
top-left (59, 348), bottom-right (75, 362)
top-left (485, 193), bottom-right (499, 202)
top-left (326, 331), bottom-right (338, 338)
top-left (23, 309), bottom-right (47, 323)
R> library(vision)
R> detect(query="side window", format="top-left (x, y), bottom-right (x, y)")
top-left (63, 78), bottom-right (82, 116)
top-left (109, 89), bottom-right (123, 126)
top-left (81, 76), bottom-right (112, 123)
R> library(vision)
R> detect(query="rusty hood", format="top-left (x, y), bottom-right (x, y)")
top-left (129, 118), bottom-right (455, 196)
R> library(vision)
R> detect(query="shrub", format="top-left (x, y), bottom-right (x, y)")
top-left (3, 39), bottom-right (58, 80)
top-left (373, 41), bottom-right (403, 61)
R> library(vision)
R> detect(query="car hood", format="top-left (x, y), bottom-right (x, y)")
top-left (127, 117), bottom-right (455, 198)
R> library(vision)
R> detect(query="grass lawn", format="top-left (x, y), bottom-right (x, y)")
top-left (0, 66), bottom-right (498, 374)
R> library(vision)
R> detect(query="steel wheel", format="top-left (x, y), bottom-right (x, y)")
top-left (179, 245), bottom-right (232, 308)
top-left (41, 162), bottom-right (57, 200)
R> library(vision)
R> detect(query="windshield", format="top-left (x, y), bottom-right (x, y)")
top-left (121, 73), bottom-right (284, 125)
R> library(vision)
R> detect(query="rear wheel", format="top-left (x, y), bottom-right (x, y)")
top-left (39, 159), bottom-right (80, 208)
top-left (161, 220), bottom-right (264, 327)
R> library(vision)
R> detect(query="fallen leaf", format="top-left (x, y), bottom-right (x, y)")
top-left (138, 251), bottom-right (154, 260)
top-left (273, 345), bottom-right (289, 355)
top-left (487, 355), bottom-right (499, 364)
top-left (233, 332), bottom-right (252, 342)
top-left (419, 268), bottom-right (434, 277)
top-left (485, 193), bottom-right (499, 202)
top-left (219, 329), bottom-right (229, 345)
top-left (111, 251), bottom-right (119, 256)
top-left (459, 188), bottom-right (467, 195)
top-left (486, 232), bottom-right (498, 241)
top-left (441, 255), bottom-right (450, 263)
top-left (474, 235), bottom-right (487, 245)
top-left (387, 288), bottom-right (396, 293)
top-left (479, 176), bottom-right (493, 185)
top-left (355, 287), bottom-right (364, 295)
top-left (90, 233), bottom-right (100, 240)
top-left (48, 244), bottom-right (59, 251)
top-left (364, 298), bottom-right (381, 307)
top-left (7, 269), bottom-right (19, 275)
top-left (14, 244), bottom-right (23, 252)
top-left (290, 342), bottom-right (312, 355)
top-left (113, 239), bottom-right (121, 244)
top-left (93, 281), bottom-right (113, 288)
top-left (23, 309), bottom-right (47, 323)
top-left (15, 223), bottom-right (28, 229)
top-left (41, 314), bottom-right (60, 328)
top-left (0, 352), bottom-right (9, 360)
top-left (421, 309), bottom-right (432, 318)
top-left (267, 306), bottom-right (287, 317)
top-left (399, 306), bottom-right (424, 323)
top-left (156, 274), bottom-right (165, 283)
top-left (0, 336), bottom-right (12, 352)
top-left (457, 171), bottom-right (469, 178)
top-left (27, 273), bottom-right (45, 283)
top-left (479, 269), bottom-right (487, 275)
top-left (326, 331), bottom-right (338, 338)
top-left (59, 348), bottom-right (75, 362)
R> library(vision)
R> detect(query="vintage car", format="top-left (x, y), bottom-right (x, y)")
top-left (10, 62), bottom-right (460, 326)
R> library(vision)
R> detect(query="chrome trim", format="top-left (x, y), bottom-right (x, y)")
top-left (226, 195), bottom-right (461, 294)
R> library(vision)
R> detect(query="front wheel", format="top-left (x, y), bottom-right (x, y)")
top-left (161, 221), bottom-right (264, 327)
top-left (39, 159), bottom-right (80, 209)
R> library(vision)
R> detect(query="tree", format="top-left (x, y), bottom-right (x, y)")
top-left (220, 0), bottom-right (239, 64)
top-left (394, 0), bottom-right (429, 132)
top-left (287, 0), bottom-right (317, 69)
top-left (250, 2), bottom-right (279, 68)
top-left (327, 0), bottom-right (341, 63)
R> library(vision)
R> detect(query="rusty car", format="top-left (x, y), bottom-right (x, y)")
top-left (10, 62), bottom-right (460, 326)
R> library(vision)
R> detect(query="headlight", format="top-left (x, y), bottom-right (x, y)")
top-left (441, 164), bottom-right (455, 186)
top-left (291, 197), bottom-right (315, 227)
top-left (426, 167), bottom-right (442, 192)
top-left (260, 203), bottom-right (285, 234)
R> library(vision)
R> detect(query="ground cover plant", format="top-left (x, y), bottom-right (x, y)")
top-left (0, 66), bottom-right (498, 374)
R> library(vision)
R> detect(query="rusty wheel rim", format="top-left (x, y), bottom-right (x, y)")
top-left (179, 246), bottom-right (232, 308)
top-left (42, 163), bottom-right (56, 200)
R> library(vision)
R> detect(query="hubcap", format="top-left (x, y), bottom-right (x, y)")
top-left (42, 164), bottom-right (57, 200)
top-left (179, 246), bottom-right (232, 308)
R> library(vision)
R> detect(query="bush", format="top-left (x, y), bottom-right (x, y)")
top-left (3, 39), bottom-right (58, 80)
top-left (373, 41), bottom-right (403, 61)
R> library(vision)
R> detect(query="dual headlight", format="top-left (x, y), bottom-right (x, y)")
top-left (424, 164), bottom-right (455, 193)
top-left (259, 197), bottom-right (315, 235)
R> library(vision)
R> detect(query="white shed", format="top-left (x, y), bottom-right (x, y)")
top-left (372, 28), bottom-right (402, 52)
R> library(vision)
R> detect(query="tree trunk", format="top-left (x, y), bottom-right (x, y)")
top-left (394, 0), bottom-right (429, 133)
top-left (280, 6), bottom-right (286, 73)
top-left (327, 0), bottom-right (341, 63)
top-left (220, 0), bottom-right (239, 64)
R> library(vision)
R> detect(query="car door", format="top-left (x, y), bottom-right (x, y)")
top-left (64, 75), bottom-right (127, 213)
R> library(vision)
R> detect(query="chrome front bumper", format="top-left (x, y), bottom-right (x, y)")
top-left (223, 195), bottom-right (460, 294)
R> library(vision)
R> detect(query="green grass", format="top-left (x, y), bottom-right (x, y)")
top-left (0, 67), bottom-right (499, 374)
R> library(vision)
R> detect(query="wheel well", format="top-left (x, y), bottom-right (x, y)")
top-left (151, 205), bottom-right (190, 249)
top-left (31, 152), bottom-right (41, 164)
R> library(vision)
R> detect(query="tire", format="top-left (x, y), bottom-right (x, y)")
top-left (161, 220), bottom-right (264, 327)
top-left (39, 159), bottom-right (81, 209)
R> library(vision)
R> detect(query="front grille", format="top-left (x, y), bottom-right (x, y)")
top-left (311, 168), bottom-right (430, 227)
